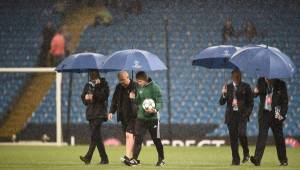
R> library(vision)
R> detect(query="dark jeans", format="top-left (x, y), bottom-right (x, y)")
top-left (133, 119), bottom-right (164, 160)
top-left (254, 110), bottom-right (287, 163)
top-left (227, 116), bottom-right (249, 163)
top-left (85, 118), bottom-right (108, 161)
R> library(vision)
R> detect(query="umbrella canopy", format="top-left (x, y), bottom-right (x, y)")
top-left (191, 45), bottom-right (239, 69)
top-left (102, 49), bottom-right (167, 71)
top-left (229, 44), bottom-right (296, 78)
top-left (55, 52), bottom-right (107, 73)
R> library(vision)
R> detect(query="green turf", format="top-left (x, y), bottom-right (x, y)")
top-left (0, 146), bottom-right (299, 170)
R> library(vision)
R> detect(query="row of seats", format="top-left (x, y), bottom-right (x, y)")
top-left (0, 1), bottom-right (62, 122)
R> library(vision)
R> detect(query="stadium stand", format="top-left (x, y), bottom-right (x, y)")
top-left (0, 0), bottom-right (61, 123)
top-left (1, 0), bottom-right (299, 137)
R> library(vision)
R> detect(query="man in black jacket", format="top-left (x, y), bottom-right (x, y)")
top-left (80, 70), bottom-right (110, 165)
top-left (219, 69), bottom-right (253, 165)
top-left (108, 71), bottom-right (138, 164)
top-left (250, 78), bottom-right (288, 166)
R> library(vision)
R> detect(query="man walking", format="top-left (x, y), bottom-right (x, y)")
top-left (80, 70), bottom-right (109, 165)
top-left (108, 71), bottom-right (138, 164)
top-left (250, 77), bottom-right (288, 166)
top-left (129, 71), bottom-right (165, 166)
top-left (219, 69), bottom-right (253, 165)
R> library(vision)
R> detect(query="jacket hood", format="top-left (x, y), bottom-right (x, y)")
top-left (145, 77), bottom-right (153, 87)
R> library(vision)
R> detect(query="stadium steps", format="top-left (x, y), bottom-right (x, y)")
top-left (0, 5), bottom-right (99, 137)
top-left (0, 73), bottom-right (55, 137)
top-left (62, 5), bottom-right (103, 53)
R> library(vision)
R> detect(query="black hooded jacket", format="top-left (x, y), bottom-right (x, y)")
top-left (109, 79), bottom-right (138, 123)
top-left (81, 78), bottom-right (109, 121)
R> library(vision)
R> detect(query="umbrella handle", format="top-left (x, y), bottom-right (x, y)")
top-left (223, 68), bottom-right (227, 84)
top-left (131, 70), bottom-right (134, 80)
top-left (131, 70), bottom-right (134, 92)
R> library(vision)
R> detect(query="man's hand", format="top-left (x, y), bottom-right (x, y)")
top-left (145, 108), bottom-right (157, 114)
top-left (107, 113), bottom-right (113, 120)
top-left (275, 112), bottom-right (284, 121)
top-left (222, 84), bottom-right (227, 95)
top-left (95, 79), bottom-right (101, 85)
top-left (85, 94), bottom-right (93, 101)
top-left (129, 91), bottom-right (136, 99)
top-left (254, 87), bottom-right (259, 94)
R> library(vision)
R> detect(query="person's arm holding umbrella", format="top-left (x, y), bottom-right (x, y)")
top-left (129, 82), bottom-right (139, 117)
top-left (81, 83), bottom-right (93, 105)
top-left (219, 84), bottom-right (228, 105)
top-left (129, 86), bottom-right (138, 103)
top-left (253, 77), bottom-right (265, 98)
top-left (93, 78), bottom-right (109, 103)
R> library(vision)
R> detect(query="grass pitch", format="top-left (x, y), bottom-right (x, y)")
top-left (0, 146), bottom-right (299, 170)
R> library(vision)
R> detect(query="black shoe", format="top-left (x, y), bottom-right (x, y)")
top-left (250, 156), bottom-right (260, 166)
top-left (79, 156), bottom-right (90, 165)
top-left (156, 159), bottom-right (165, 166)
top-left (121, 156), bottom-right (131, 166)
top-left (280, 162), bottom-right (288, 166)
top-left (100, 158), bottom-right (109, 165)
top-left (231, 161), bottom-right (240, 166)
top-left (242, 156), bottom-right (250, 163)
top-left (128, 159), bottom-right (139, 166)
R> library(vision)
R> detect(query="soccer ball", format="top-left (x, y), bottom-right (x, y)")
top-left (142, 99), bottom-right (155, 110)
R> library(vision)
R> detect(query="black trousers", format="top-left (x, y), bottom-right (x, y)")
top-left (85, 118), bottom-right (108, 161)
top-left (254, 110), bottom-right (287, 163)
top-left (227, 116), bottom-right (249, 163)
top-left (133, 119), bottom-right (164, 160)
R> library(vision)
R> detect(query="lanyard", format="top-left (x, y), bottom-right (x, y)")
top-left (232, 84), bottom-right (238, 111)
top-left (264, 84), bottom-right (273, 111)
top-left (233, 84), bottom-right (238, 98)
top-left (267, 83), bottom-right (273, 94)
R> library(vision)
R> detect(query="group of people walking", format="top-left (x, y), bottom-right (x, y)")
top-left (220, 69), bottom-right (288, 166)
top-left (78, 68), bottom-right (288, 167)
top-left (79, 70), bottom-right (165, 167)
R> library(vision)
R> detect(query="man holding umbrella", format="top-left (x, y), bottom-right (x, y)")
top-left (80, 70), bottom-right (110, 165)
top-left (107, 71), bottom-right (138, 164)
top-left (219, 69), bottom-right (254, 165)
top-left (250, 77), bottom-right (288, 166)
top-left (55, 52), bottom-right (110, 164)
top-left (228, 44), bottom-right (295, 166)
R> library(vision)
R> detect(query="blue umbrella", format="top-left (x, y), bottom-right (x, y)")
top-left (230, 44), bottom-right (296, 78)
top-left (55, 52), bottom-right (107, 72)
top-left (191, 45), bottom-right (239, 69)
top-left (102, 49), bottom-right (167, 71)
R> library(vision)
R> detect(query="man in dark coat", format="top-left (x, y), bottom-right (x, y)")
top-left (108, 71), bottom-right (138, 164)
top-left (219, 69), bottom-right (254, 165)
top-left (250, 77), bottom-right (288, 166)
top-left (80, 70), bottom-right (110, 165)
